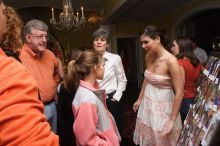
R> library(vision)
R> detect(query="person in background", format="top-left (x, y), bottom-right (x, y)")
top-left (212, 36), bottom-right (220, 51)
top-left (70, 48), bottom-right (82, 61)
top-left (171, 37), bottom-right (202, 123)
top-left (0, 1), bottom-right (59, 145)
top-left (133, 25), bottom-right (183, 146)
top-left (80, 46), bottom-right (90, 51)
top-left (92, 28), bottom-right (127, 136)
top-left (57, 49), bottom-right (82, 146)
top-left (19, 19), bottom-right (60, 133)
top-left (0, 6), bottom-right (23, 61)
top-left (65, 50), bottom-right (121, 146)
top-left (191, 37), bottom-right (208, 65)
top-left (120, 48), bottom-right (130, 77)
top-left (47, 41), bottom-right (65, 79)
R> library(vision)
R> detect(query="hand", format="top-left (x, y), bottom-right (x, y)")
top-left (133, 99), bottom-right (141, 112)
top-left (161, 119), bottom-right (175, 136)
top-left (55, 94), bottom-right (58, 104)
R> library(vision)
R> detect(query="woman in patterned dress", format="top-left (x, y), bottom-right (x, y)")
top-left (133, 25), bottom-right (184, 146)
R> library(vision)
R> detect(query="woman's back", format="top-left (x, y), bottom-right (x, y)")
top-left (178, 58), bottom-right (202, 98)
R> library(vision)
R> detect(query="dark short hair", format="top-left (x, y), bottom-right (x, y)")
top-left (92, 28), bottom-right (109, 43)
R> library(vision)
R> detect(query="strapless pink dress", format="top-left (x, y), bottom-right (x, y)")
top-left (133, 70), bottom-right (182, 146)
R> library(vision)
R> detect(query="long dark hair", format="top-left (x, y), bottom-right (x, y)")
top-left (140, 25), bottom-right (169, 49)
top-left (175, 36), bottom-right (200, 67)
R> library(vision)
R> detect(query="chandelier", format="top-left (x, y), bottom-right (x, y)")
top-left (50, 0), bottom-right (87, 31)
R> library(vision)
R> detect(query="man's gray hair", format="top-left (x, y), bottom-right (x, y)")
top-left (23, 19), bottom-right (48, 36)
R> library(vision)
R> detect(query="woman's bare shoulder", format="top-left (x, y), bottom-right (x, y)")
top-left (164, 53), bottom-right (178, 65)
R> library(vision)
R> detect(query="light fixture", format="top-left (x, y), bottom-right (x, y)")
top-left (50, 0), bottom-right (86, 32)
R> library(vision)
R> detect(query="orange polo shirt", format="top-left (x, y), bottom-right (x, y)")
top-left (19, 44), bottom-right (60, 103)
top-left (0, 49), bottom-right (59, 146)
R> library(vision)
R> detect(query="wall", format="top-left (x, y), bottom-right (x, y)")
top-left (146, 0), bottom-right (220, 38)
top-left (18, 0), bottom-right (220, 65)
top-left (18, 7), bottom-right (100, 61)
top-left (108, 0), bottom-right (220, 82)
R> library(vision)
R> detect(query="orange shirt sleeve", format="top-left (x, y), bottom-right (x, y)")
top-left (0, 56), bottom-right (59, 146)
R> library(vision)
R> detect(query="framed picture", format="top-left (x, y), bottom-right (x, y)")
top-left (201, 113), bottom-right (220, 146)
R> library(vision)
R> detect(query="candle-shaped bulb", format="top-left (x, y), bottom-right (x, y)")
top-left (76, 12), bottom-right (79, 22)
top-left (51, 7), bottom-right (55, 20)
top-left (81, 6), bottom-right (84, 18)
top-left (64, 5), bottom-right (68, 17)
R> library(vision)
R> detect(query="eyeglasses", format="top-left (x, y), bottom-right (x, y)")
top-left (29, 34), bottom-right (48, 40)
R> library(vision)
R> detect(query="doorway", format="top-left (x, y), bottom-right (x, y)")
top-left (173, 8), bottom-right (220, 54)
top-left (117, 37), bottom-right (141, 88)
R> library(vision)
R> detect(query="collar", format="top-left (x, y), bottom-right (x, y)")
top-left (22, 44), bottom-right (42, 58)
top-left (79, 80), bottom-right (105, 95)
top-left (103, 51), bottom-right (110, 61)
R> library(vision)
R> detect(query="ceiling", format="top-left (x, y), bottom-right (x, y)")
top-left (5, 0), bottom-right (194, 24)
top-left (105, 0), bottom-right (193, 23)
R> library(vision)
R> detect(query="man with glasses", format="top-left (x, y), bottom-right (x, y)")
top-left (0, 1), bottom-right (59, 145)
top-left (20, 19), bottom-right (60, 133)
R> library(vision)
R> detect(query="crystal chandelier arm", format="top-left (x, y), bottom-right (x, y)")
top-left (51, 8), bottom-right (55, 20)
top-left (50, 0), bottom-right (87, 32)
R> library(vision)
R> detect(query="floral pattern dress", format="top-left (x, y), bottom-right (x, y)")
top-left (133, 70), bottom-right (182, 146)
